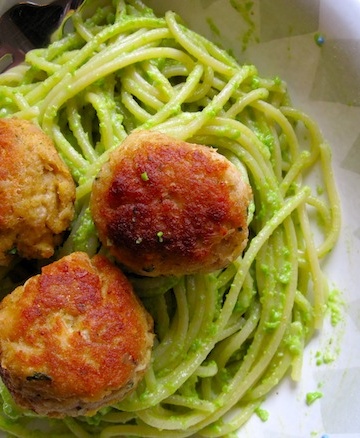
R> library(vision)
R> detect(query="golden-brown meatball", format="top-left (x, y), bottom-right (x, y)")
top-left (0, 252), bottom-right (154, 417)
top-left (0, 118), bottom-right (76, 266)
top-left (90, 130), bottom-right (252, 277)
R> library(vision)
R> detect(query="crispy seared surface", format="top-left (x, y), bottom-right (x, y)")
top-left (0, 118), bottom-right (75, 266)
top-left (91, 130), bottom-right (252, 276)
top-left (0, 252), bottom-right (154, 417)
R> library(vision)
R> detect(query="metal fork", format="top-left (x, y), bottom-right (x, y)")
top-left (0, 0), bottom-right (84, 72)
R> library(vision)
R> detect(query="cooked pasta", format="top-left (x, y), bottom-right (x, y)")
top-left (0, 0), bottom-right (341, 437)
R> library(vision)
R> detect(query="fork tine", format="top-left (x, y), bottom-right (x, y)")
top-left (0, 10), bottom-right (35, 52)
top-left (0, 0), bottom-right (84, 73)
top-left (0, 2), bottom-right (59, 73)
top-left (0, 53), bottom-right (14, 73)
top-left (0, 13), bottom-right (35, 73)
top-left (5, 3), bottom-right (66, 48)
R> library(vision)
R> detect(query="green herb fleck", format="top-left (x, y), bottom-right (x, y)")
top-left (306, 391), bottom-right (323, 405)
top-left (255, 407), bottom-right (269, 422)
top-left (157, 231), bottom-right (164, 243)
top-left (273, 75), bottom-right (282, 86)
top-left (141, 171), bottom-right (149, 181)
top-left (264, 308), bottom-right (282, 330)
top-left (327, 289), bottom-right (344, 326)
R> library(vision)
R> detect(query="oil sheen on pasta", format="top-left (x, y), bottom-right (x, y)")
top-left (0, 0), bottom-right (341, 437)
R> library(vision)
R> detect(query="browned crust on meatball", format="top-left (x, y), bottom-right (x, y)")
top-left (0, 252), bottom-right (154, 417)
top-left (0, 118), bottom-right (76, 266)
top-left (90, 130), bottom-right (252, 277)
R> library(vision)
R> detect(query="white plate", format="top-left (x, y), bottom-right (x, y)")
top-left (0, 1), bottom-right (359, 437)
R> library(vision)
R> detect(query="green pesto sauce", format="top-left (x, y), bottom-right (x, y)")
top-left (264, 308), bottom-right (282, 330)
top-left (327, 288), bottom-right (344, 326)
top-left (251, 75), bottom-right (260, 89)
top-left (277, 261), bottom-right (292, 284)
top-left (316, 185), bottom-right (325, 196)
top-left (156, 231), bottom-right (164, 242)
top-left (206, 17), bottom-right (221, 37)
top-left (315, 300), bottom-right (345, 366)
top-left (260, 263), bottom-right (270, 276)
top-left (273, 75), bottom-right (282, 86)
top-left (306, 391), bottom-right (323, 405)
top-left (284, 321), bottom-right (304, 355)
top-left (255, 407), bottom-right (269, 422)
top-left (235, 286), bottom-right (255, 313)
top-left (229, 0), bottom-right (258, 52)
top-left (188, 338), bottom-right (204, 353)
top-left (266, 189), bottom-right (281, 210)
top-left (315, 350), bottom-right (335, 366)
top-left (141, 171), bottom-right (149, 181)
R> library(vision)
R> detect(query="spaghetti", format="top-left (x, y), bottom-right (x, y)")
top-left (0, 0), bottom-right (341, 437)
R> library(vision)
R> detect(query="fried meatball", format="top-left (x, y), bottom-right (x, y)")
top-left (0, 252), bottom-right (154, 417)
top-left (90, 130), bottom-right (252, 277)
top-left (0, 118), bottom-right (76, 266)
